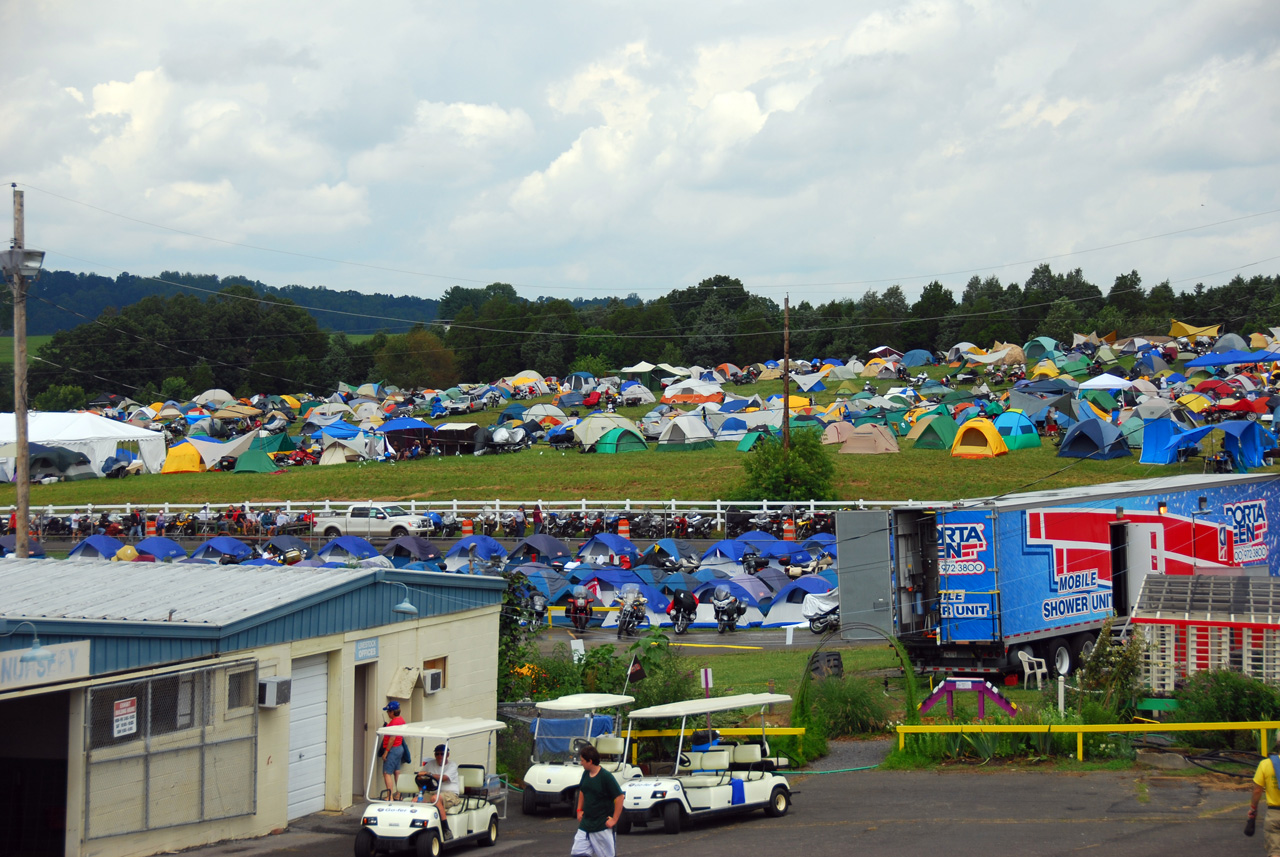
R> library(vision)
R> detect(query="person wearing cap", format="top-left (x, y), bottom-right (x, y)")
top-left (416, 744), bottom-right (461, 814)
top-left (380, 701), bottom-right (408, 798)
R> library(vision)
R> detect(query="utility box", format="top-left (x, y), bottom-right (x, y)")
top-left (422, 668), bottom-right (444, 694)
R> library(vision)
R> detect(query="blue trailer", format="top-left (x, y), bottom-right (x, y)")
top-left (836, 473), bottom-right (1280, 676)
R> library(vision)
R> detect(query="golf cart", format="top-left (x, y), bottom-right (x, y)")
top-left (618, 692), bottom-right (792, 835)
top-left (356, 717), bottom-right (506, 857)
top-left (521, 692), bottom-right (640, 815)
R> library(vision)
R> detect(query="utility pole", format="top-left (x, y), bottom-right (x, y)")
top-left (11, 186), bottom-right (29, 558)
top-left (781, 295), bottom-right (790, 452)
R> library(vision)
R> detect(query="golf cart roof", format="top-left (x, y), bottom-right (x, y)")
top-left (536, 693), bottom-right (635, 712)
top-left (627, 692), bottom-right (791, 720)
top-left (375, 717), bottom-right (507, 741)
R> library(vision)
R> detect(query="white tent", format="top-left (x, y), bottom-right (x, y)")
top-left (1079, 373), bottom-right (1135, 390)
top-left (0, 412), bottom-right (166, 475)
top-left (656, 415), bottom-right (715, 447)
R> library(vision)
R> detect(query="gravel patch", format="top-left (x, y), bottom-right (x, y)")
top-left (800, 737), bottom-right (894, 772)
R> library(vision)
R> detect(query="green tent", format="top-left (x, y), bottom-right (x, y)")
top-left (912, 413), bottom-right (959, 450)
top-left (940, 389), bottom-right (975, 405)
top-left (595, 427), bottom-right (648, 454)
top-left (737, 431), bottom-right (770, 451)
top-left (1080, 389), bottom-right (1117, 411)
top-left (1060, 357), bottom-right (1091, 377)
top-left (233, 446), bottom-right (279, 473)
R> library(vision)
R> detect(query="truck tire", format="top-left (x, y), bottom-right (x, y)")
top-left (1047, 638), bottom-right (1073, 676)
top-left (1073, 632), bottom-right (1097, 664)
top-left (324, 527), bottom-right (341, 538)
top-left (355, 828), bottom-right (376, 857)
top-left (662, 801), bottom-right (682, 834)
top-left (391, 526), bottom-right (408, 538)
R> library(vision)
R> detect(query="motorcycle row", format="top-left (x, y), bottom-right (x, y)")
top-left (474, 508), bottom-right (716, 541)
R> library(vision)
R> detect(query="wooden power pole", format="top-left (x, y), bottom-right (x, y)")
top-left (781, 295), bottom-right (790, 452)
top-left (11, 186), bottom-right (29, 558)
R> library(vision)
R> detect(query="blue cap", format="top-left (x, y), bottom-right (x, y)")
top-left (383, 701), bottom-right (400, 712)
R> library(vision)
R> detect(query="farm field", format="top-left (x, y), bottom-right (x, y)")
top-left (0, 335), bottom-right (53, 362)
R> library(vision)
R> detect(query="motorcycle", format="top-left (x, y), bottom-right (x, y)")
top-left (583, 512), bottom-right (606, 537)
top-left (567, 585), bottom-right (594, 631)
top-left (479, 508), bottom-right (499, 537)
top-left (802, 590), bottom-right (840, 635)
top-left (501, 512), bottom-right (521, 538)
top-left (687, 513), bottom-right (714, 539)
top-left (671, 514), bottom-right (689, 539)
top-left (667, 589), bottom-right (698, 636)
top-left (615, 583), bottom-right (648, 639)
top-left (710, 585), bottom-right (747, 634)
top-left (438, 511), bottom-right (460, 539)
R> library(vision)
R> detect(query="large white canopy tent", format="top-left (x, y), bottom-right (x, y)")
top-left (0, 412), bottom-right (166, 478)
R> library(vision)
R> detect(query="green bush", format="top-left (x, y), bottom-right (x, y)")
top-left (1174, 670), bottom-right (1280, 749)
top-left (809, 676), bottom-right (890, 737)
top-left (735, 427), bottom-right (835, 501)
top-left (1074, 617), bottom-right (1147, 719)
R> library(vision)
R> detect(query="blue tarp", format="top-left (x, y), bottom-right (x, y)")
top-left (532, 714), bottom-right (614, 756)
top-left (1139, 419), bottom-right (1198, 465)
top-left (1175, 421), bottom-right (1276, 471)
top-left (379, 417), bottom-right (434, 432)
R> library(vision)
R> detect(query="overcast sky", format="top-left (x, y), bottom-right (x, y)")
top-left (4, 1), bottom-right (1278, 309)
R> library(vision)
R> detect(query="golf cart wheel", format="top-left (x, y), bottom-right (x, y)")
top-left (662, 801), bottom-right (683, 834)
top-left (480, 816), bottom-right (499, 847)
top-left (616, 811), bottom-right (632, 835)
top-left (764, 786), bottom-right (790, 818)
top-left (416, 830), bottom-right (441, 857)
top-left (391, 526), bottom-right (408, 538)
top-left (354, 828), bottom-right (377, 857)
top-left (521, 787), bottom-right (537, 815)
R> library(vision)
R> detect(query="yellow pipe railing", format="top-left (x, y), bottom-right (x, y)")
top-left (896, 720), bottom-right (1280, 761)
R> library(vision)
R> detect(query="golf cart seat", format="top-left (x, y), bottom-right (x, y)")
top-left (459, 765), bottom-right (485, 794)
top-left (396, 769), bottom-right (419, 797)
top-left (679, 748), bottom-right (730, 788)
top-left (595, 736), bottom-right (627, 771)
top-left (676, 751), bottom-right (702, 773)
top-left (728, 742), bottom-right (775, 775)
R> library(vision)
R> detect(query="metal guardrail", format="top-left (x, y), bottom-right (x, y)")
top-left (896, 719), bottom-right (1280, 761)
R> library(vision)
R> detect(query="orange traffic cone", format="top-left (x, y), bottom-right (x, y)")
top-left (783, 518), bottom-right (796, 541)
top-left (461, 518), bottom-right (474, 537)
top-left (618, 517), bottom-right (630, 540)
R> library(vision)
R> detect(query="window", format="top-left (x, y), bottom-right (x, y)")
top-left (351, 507), bottom-right (369, 519)
top-left (228, 670), bottom-right (254, 709)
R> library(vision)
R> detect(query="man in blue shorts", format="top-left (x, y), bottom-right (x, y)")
top-left (380, 701), bottom-right (407, 798)
top-left (572, 744), bottom-right (624, 857)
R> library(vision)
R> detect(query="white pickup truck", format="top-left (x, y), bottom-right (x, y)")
top-left (316, 504), bottom-right (432, 540)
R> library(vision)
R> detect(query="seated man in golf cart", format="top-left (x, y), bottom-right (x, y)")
top-left (416, 743), bottom-right (462, 810)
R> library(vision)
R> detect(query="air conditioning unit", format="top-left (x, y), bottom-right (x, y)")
top-left (422, 669), bottom-right (444, 694)
top-left (259, 677), bottom-right (292, 708)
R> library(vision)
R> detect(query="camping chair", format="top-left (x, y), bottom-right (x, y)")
top-left (1018, 650), bottom-right (1048, 690)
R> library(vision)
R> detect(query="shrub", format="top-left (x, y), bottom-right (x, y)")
top-left (735, 428), bottom-right (835, 501)
top-left (1174, 670), bottom-right (1280, 749)
top-left (809, 676), bottom-right (890, 737)
top-left (1074, 617), bottom-right (1146, 719)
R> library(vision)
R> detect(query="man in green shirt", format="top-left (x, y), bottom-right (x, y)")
top-left (572, 744), bottom-right (624, 857)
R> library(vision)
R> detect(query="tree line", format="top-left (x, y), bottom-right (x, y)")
top-left (23, 265), bottom-right (1279, 407)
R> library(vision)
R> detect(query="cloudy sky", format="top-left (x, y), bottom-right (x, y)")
top-left (4, 1), bottom-right (1279, 309)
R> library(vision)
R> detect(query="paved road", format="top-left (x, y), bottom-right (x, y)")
top-left (186, 766), bottom-right (1252, 857)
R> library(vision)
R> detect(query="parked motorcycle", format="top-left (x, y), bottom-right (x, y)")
top-left (687, 513), bottom-right (714, 539)
top-left (567, 586), bottom-right (594, 631)
top-left (501, 512), bottom-right (521, 538)
top-left (479, 508), bottom-right (499, 537)
top-left (710, 585), bottom-right (747, 634)
top-left (438, 511), bottom-right (460, 539)
top-left (667, 589), bottom-right (698, 636)
top-left (802, 590), bottom-right (840, 635)
top-left (615, 583), bottom-right (648, 639)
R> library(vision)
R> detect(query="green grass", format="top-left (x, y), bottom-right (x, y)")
top-left (0, 335), bottom-right (53, 362)
top-left (683, 643), bottom-right (900, 697)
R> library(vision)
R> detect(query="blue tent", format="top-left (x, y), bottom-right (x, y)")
top-left (499, 403), bottom-right (527, 423)
top-left (445, 535), bottom-right (508, 560)
top-left (1139, 419), bottom-right (1199, 465)
top-left (693, 565), bottom-right (734, 582)
top-left (901, 349), bottom-right (934, 367)
top-left (382, 536), bottom-right (443, 568)
top-left (1057, 418), bottom-right (1132, 460)
top-left (735, 530), bottom-right (778, 544)
top-left (135, 536), bottom-right (188, 560)
top-left (379, 416), bottom-right (435, 432)
top-left (516, 562), bottom-right (572, 601)
top-left (639, 538), bottom-right (699, 567)
top-left (241, 557), bottom-right (282, 567)
top-left (508, 533), bottom-right (572, 565)
top-left (190, 536), bottom-right (253, 561)
top-left (694, 577), bottom-right (771, 607)
top-left (317, 421), bottom-right (362, 438)
top-left (317, 535), bottom-right (380, 560)
top-left (656, 570), bottom-right (702, 592)
top-left (1177, 421), bottom-right (1276, 471)
top-left (0, 535), bottom-right (46, 557)
top-left (577, 533), bottom-right (641, 564)
top-left (822, 357), bottom-right (845, 366)
top-left (702, 539), bottom-right (752, 562)
top-left (624, 564), bottom-right (663, 586)
top-left (264, 534), bottom-right (313, 559)
top-left (69, 534), bottom-right (125, 559)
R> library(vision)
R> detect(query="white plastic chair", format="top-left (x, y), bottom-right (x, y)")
top-left (1018, 650), bottom-right (1048, 690)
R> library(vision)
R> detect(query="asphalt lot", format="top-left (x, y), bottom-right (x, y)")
top-left (184, 765), bottom-right (1253, 857)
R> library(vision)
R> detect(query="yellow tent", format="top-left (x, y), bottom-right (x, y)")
top-left (951, 418), bottom-right (1010, 459)
top-left (1177, 392), bottom-right (1214, 413)
top-left (860, 358), bottom-right (887, 378)
top-left (161, 443), bottom-right (205, 474)
top-left (1169, 320), bottom-right (1220, 339)
top-left (1030, 359), bottom-right (1060, 379)
top-left (1250, 332), bottom-right (1274, 349)
top-left (280, 394), bottom-right (302, 410)
top-left (777, 395), bottom-right (811, 408)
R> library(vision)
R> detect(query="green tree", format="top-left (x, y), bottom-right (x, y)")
top-left (188, 361), bottom-right (216, 396)
top-left (903, 281), bottom-right (955, 353)
top-left (374, 326), bottom-right (458, 389)
top-left (736, 428), bottom-right (835, 501)
top-left (159, 376), bottom-right (191, 402)
top-left (569, 354), bottom-right (611, 378)
top-left (33, 384), bottom-right (86, 411)
top-left (1037, 297), bottom-right (1086, 345)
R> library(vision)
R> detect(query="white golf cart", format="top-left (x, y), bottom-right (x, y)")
top-left (356, 717), bottom-right (506, 857)
top-left (618, 692), bottom-right (792, 835)
top-left (520, 692), bottom-right (640, 815)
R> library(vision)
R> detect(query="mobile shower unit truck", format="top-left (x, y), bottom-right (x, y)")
top-left (834, 474), bottom-right (1280, 676)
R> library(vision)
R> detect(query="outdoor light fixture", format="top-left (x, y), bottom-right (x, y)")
top-left (1, 620), bottom-right (56, 663)
top-left (390, 582), bottom-right (419, 617)
top-left (1158, 501), bottom-right (1168, 516)
top-left (0, 248), bottom-right (45, 279)
top-left (1115, 506), bottom-right (1124, 520)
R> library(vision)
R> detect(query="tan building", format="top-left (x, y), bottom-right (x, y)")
top-left (0, 559), bottom-right (504, 857)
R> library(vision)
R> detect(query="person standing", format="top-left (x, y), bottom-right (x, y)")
top-left (1249, 735), bottom-right (1280, 853)
top-left (532, 504), bottom-right (544, 535)
top-left (154, 509), bottom-right (166, 538)
top-left (380, 701), bottom-right (408, 799)
top-left (571, 744), bottom-right (624, 857)
top-left (514, 505), bottom-right (527, 538)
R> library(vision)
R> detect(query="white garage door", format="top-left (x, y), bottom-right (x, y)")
top-left (287, 654), bottom-right (330, 819)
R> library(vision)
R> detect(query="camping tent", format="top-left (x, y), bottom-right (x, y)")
top-left (595, 426), bottom-right (648, 454)
top-left (1057, 418), bottom-right (1132, 460)
top-left (656, 415), bottom-right (716, 451)
top-left (991, 411), bottom-right (1041, 450)
top-left (950, 419), bottom-right (1009, 458)
top-left (0, 412), bottom-right (166, 475)
top-left (839, 424), bottom-right (900, 454)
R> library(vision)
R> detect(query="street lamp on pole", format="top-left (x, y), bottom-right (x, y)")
top-left (1188, 495), bottom-right (1208, 571)
top-left (2, 185), bottom-right (45, 559)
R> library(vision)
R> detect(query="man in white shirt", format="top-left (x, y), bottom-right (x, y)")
top-left (417, 744), bottom-right (461, 811)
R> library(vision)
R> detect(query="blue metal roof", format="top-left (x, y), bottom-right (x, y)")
top-left (0, 560), bottom-right (504, 678)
